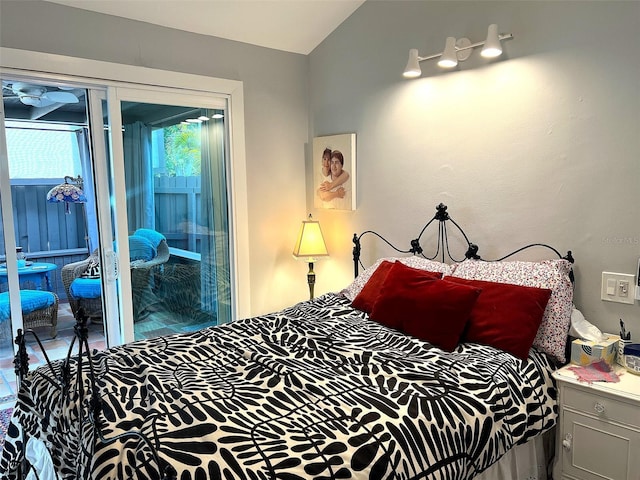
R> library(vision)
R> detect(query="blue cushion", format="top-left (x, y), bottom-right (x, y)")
top-left (0, 299), bottom-right (8, 321)
top-left (70, 278), bottom-right (102, 299)
top-left (0, 290), bottom-right (56, 321)
top-left (129, 235), bottom-right (156, 261)
top-left (134, 229), bottom-right (166, 249)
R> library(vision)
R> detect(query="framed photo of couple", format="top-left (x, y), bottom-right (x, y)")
top-left (312, 133), bottom-right (356, 211)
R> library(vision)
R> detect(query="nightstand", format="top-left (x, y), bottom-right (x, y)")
top-left (552, 364), bottom-right (640, 480)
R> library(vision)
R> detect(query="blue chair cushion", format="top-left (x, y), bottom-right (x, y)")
top-left (134, 229), bottom-right (166, 249)
top-left (129, 235), bottom-right (156, 261)
top-left (0, 290), bottom-right (56, 321)
top-left (70, 278), bottom-right (102, 299)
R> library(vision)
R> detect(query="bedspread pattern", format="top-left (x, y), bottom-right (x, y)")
top-left (1, 293), bottom-right (557, 480)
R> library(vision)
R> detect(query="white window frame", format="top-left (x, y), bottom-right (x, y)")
top-left (0, 47), bottom-right (251, 323)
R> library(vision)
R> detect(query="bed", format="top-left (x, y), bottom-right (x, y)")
top-left (0, 203), bottom-right (574, 480)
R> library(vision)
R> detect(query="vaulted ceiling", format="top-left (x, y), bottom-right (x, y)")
top-left (43, 0), bottom-right (366, 55)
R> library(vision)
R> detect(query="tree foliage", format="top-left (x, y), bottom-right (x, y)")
top-left (164, 123), bottom-right (201, 176)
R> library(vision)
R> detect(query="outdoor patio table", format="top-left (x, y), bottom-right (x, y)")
top-left (0, 262), bottom-right (57, 292)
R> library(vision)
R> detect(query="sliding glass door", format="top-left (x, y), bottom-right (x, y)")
top-left (1, 52), bottom-right (246, 379)
top-left (0, 77), bottom-right (112, 406)
top-left (108, 88), bottom-right (232, 343)
top-left (1, 79), bottom-right (234, 348)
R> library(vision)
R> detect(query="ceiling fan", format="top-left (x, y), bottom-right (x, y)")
top-left (2, 81), bottom-right (80, 107)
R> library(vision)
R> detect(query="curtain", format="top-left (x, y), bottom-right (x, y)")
top-left (123, 122), bottom-right (154, 231)
top-left (200, 115), bottom-right (231, 324)
top-left (76, 128), bottom-right (97, 252)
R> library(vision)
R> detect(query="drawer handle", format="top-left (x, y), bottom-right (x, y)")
top-left (562, 433), bottom-right (572, 450)
top-left (594, 401), bottom-right (605, 414)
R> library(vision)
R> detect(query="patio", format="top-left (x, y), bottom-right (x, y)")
top-left (0, 301), bottom-right (106, 411)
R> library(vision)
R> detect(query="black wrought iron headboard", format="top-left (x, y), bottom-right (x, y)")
top-left (353, 203), bottom-right (574, 278)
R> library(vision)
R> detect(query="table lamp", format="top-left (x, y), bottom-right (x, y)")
top-left (293, 214), bottom-right (329, 299)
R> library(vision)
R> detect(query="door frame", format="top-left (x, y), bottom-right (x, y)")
top-left (0, 87), bottom-right (23, 332)
top-left (0, 47), bottom-right (251, 344)
top-left (109, 86), bottom-right (231, 343)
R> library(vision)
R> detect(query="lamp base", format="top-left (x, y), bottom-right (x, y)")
top-left (307, 262), bottom-right (316, 300)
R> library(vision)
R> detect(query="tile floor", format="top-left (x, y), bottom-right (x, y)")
top-left (0, 302), bottom-right (106, 410)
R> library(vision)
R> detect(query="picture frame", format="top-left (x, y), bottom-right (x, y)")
top-left (312, 133), bottom-right (356, 211)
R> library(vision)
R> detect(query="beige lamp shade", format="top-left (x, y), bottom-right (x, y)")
top-left (292, 215), bottom-right (329, 262)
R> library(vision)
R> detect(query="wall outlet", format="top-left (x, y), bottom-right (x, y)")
top-left (601, 272), bottom-right (636, 305)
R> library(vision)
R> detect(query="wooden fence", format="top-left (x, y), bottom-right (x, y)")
top-left (1, 177), bottom-right (202, 301)
top-left (154, 175), bottom-right (201, 251)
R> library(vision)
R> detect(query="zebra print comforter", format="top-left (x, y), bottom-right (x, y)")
top-left (1, 293), bottom-right (557, 480)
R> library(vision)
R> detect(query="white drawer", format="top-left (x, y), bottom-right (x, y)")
top-left (563, 385), bottom-right (640, 429)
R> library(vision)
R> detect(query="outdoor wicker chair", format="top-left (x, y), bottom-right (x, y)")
top-left (61, 249), bottom-right (103, 323)
top-left (130, 240), bottom-right (171, 319)
top-left (61, 238), bottom-right (170, 324)
top-left (0, 290), bottom-right (59, 340)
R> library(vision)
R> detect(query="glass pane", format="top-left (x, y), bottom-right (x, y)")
top-left (0, 80), bottom-right (107, 410)
top-left (0, 187), bottom-right (14, 409)
top-left (120, 102), bottom-right (231, 341)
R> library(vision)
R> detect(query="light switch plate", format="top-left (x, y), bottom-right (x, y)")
top-left (601, 272), bottom-right (636, 305)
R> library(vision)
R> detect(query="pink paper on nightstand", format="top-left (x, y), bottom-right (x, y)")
top-left (567, 360), bottom-right (620, 384)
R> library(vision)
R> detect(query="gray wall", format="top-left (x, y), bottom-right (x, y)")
top-left (309, 1), bottom-right (640, 335)
top-left (0, 0), bottom-right (311, 316)
top-left (2, 1), bottom-right (640, 336)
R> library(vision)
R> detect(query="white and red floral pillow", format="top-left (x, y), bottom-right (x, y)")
top-left (451, 259), bottom-right (573, 362)
top-left (342, 256), bottom-right (455, 301)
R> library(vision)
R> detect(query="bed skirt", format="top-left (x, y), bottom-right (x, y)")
top-left (476, 428), bottom-right (555, 480)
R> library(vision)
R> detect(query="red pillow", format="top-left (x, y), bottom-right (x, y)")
top-left (370, 263), bottom-right (481, 351)
top-left (352, 261), bottom-right (441, 314)
top-left (446, 277), bottom-right (552, 359)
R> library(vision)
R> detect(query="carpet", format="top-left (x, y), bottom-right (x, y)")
top-left (0, 406), bottom-right (13, 453)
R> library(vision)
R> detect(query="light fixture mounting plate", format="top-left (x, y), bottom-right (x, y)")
top-left (456, 38), bottom-right (472, 61)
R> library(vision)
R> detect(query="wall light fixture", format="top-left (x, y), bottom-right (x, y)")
top-left (403, 24), bottom-right (513, 78)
